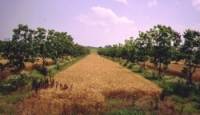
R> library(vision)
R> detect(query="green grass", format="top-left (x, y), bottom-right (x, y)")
top-left (190, 92), bottom-right (200, 103)
top-left (183, 102), bottom-right (200, 113)
top-left (170, 95), bottom-right (187, 103)
top-left (107, 108), bottom-right (150, 115)
top-left (0, 106), bottom-right (15, 115)
top-left (0, 92), bottom-right (30, 104)
top-left (108, 99), bottom-right (118, 105)
top-left (89, 48), bottom-right (98, 53)
top-left (0, 88), bottom-right (30, 114)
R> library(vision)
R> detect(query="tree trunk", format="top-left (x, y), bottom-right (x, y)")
top-left (159, 60), bottom-right (162, 77)
top-left (54, 59), bottom-right (57, 64)
top-left (126, 60), bottom-right (129, 65)
top-left (17, 67), bottom-right (20, 74)
top-left (143, 61), bottom-right (146, 70)
top-left (188, 70), bottom-right (193, 84)
top-left (42, 59), bottom-right (45, 69)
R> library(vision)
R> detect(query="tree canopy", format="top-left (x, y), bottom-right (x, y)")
top-left (0, 24), bottom-right (90, 74)
top-left (98, 24), bottom-right (199, 83)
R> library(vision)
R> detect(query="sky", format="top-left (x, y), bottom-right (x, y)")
top-left (0, 0), bottom-right (200, 47)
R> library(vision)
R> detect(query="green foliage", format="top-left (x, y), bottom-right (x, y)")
top-left (123, 37), bottom-right (138, 63)
top-left (171, 46), bottom-right (183, 63)
top-left (158, 78), bottom-right (200, 99)
top-left (98, 37), bottom-right (138, 63)
top-left (127, 64), bottom-right (133, 69)
top-left (181, 29), bottom-right (200, 83)
top-left (37, 67), bottom-right (48, 76)
top-left (123, 62), bottom-right (128, 67)
top-left (148, 25), bottom-right (181, 76)
top-left (141, 70), bottom-right (160, 80)
top-left (0, 74), bottom-right (29, 95)
top-left (136, 31), bottom-right (151, 70)
top-left (138, 66), bottom-right (146, 73)
top-left (172, 80), bottom-right (191, 97)
top-left (107, 108), bottom-right (147, 115)
top-left (0, 24), bottom-right (89, 76)
top-left (194, 103), bottom-right (200, 110)
top-left (183, 102), bottom-right (200, 113)
top-left (170, 95), bottom-right (186, 103)
top-left (2, 24), bottom-right (41, 74)
top-left (3, 41), bottom-right (26, 74)
top-left (0, 63), bottom-right (6, 73)
top-left (190, 92), bottom-right (200, 103)
top-left (56, 63), bottom-right (61, 70)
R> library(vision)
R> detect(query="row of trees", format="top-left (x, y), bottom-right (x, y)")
top-left (98, 24), bottom-right (200, 83)
top-left (0, 24), bottom-right (90, 74)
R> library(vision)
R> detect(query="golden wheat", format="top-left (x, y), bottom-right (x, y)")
top-left (17, 54), bottom-right (161, 114)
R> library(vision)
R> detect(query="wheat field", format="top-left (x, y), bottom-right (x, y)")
top-left (17, 54), bottom-right (162, 114)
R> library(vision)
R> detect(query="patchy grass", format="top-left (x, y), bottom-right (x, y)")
top-left (0, 86), bottom-right (31, 114)
top-left (170, 95), bottom-right (187, 103)
top-left (107, 108), bottom-right (148, 115)
top-left (108, 99), bottom-right (118, 105)
top-left (0, 92), bottom-right (30, 104)
top-left (0, 105), bottom-right (15, 115)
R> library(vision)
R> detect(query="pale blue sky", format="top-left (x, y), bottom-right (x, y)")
top-left (0, 0), bottom-right (200, 47)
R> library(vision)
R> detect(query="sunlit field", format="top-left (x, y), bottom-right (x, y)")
top-left (1, 1), bottom-right (200, 114)
top-left (17, 54), bottom-right (162, 114)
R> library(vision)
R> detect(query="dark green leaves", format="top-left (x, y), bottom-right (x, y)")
top-left (181, 30), bottom-right (200, 83)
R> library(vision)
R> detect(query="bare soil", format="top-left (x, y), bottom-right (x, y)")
top-left (17, 54), bottom-right (162, 115)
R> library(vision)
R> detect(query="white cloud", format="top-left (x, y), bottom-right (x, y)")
top-left (76, 6), bottom-right (134, 27)
top-left (192, 0), bottom-right (200, 11)
top-left (76, 7), bottom-right (137, 46)
top-left (148, 0), bottom-right (158, 7)
top-left (114, 0), bottom-right (128, 4)
top-left (76, 14), bottom-right (107, 26)
top-left (91, 6), bottom-right (134, 24)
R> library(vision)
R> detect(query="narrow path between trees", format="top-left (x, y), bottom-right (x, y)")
top-left (18, 54), bottom-right (162, 114)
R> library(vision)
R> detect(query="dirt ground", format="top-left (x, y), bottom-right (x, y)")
top-left (17, 54), bottom-right (162, 115)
